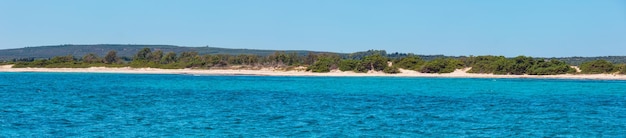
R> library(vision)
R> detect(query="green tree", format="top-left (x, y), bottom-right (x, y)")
top-left (338, 59), bottom-right (360, 71)
top-left (150, 50), bottom-right (164, 63)
top-left (528, 59), bottom-right (574, 75)
top-left (617, 64), bottom-right (626, 74)
top-left (509, 56), bottom-right (534, 75)
top-left (467, 56), bottom-right (505, 74)
top-left (178, 51), bottom-right (199, 63)
top-left (49, 55), bottom-right (75, 63)
top-left (491, 58), bottom-right (514, 75)
top-left (82, 53), bottom-right (101, 64)
top-left (307, 57), bottom-right (333, 73)
top-left (134, 48), bottom-right (152, 61)
top-left (362, 54), bottom-right (388, 71)
top-left (579, 60), bottom-right (615, 74)
top-left (383, 66), bottom-right (401, 74)
top-left (104, 50), bottom-right (119, 64)
top-left (420, 58), bottom-right (463, 73)
top-left (393, 55), bottom-right (424, 70)
top-left (161, 52), bottom-right (177, 64)
top-left (304, 52), bottom-right (317, 65)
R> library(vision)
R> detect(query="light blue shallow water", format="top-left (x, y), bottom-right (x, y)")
top-left (1, 73), bottom-right (626, 137)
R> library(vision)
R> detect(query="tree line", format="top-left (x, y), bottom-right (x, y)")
top-left (9, 48), bottom-right (626, 75)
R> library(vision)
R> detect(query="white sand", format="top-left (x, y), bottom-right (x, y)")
top-left (1, 65), bottom-right (625, 80)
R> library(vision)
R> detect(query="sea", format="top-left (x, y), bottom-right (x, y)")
top-left (1, 72), bottom-right (625, 137)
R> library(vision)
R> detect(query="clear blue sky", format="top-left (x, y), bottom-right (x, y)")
top-left (1, 0), bottom-right (625, 57)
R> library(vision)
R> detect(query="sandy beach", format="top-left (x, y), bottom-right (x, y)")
top-left (1, 65), bottom-right (625, 80)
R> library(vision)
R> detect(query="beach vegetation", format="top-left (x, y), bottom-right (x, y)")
top-left (393, 55), bottom-right (424, 71)
top-left (338, 59), bottom-right (360, 71)
top-left (618, 64), bottom-right (626, 74)
top-left (579, 60), bottom-right (616, 74)
top-left (420, 58), bottom-right (463, 73)
top-left (82, 53), bottom-right (101, 64)
top-left (362, 54), bottom-right (388, 71)
top-left (6, 47), bottom-right (621, 75)
top-left (104, 50), bottom-right (121, 64)
top-left (383, 66), bottom-right (401, 74)
top-left (307, 57), bottom-right (333, 73)
top-left (527, 59), bottom-right (574, 75)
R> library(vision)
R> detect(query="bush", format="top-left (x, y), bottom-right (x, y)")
top-left (579, 60), bottom-right (615, 74)
top-left (467, 56), bottom-right (506, 73)
top-left (338, 60), bottom-right (359, 71)
top-left (307, 57), bottom-right (333, 73)
top-left (362, 54), bottom-right (388, 71)
top-left (383, 66), bottom-right (401, 74)
top-left (617, 64), bottom-right (626, 74)
top-left (528, 59), bottom-right (574, 75)
top-left (420, 58), bottom-right (463, 73)
top-left (393, 56), bottom-right (424, 70)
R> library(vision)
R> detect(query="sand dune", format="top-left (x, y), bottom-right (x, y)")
top-left (1, 65), bottom-right (625, 80)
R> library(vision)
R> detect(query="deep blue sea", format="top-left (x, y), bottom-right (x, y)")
top-left (1, 73), bottom-right (626, 137)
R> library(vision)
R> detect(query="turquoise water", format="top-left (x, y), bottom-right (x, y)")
top-left (1, 73), bottom-right (626, 137)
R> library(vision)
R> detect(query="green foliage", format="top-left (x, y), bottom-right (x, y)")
top-left (393, 55), bottom-right (424, 70)
top-left (338, 60), bottom-right (359, 71)
top-left (509, 56), bottom-right (535, 75)
top-left (104, 50), bottom-right (120, 64)
top-left (467, 56), bottom-right (506, 74)
top-left (527, 59), bottom-right (574, 75)
top-left (490, 58), bottom-right (514, 75)
top-left (354, 63), bottom-right (369, 73)
top-left (49, 55), bottom-right (75, 63)
top-left (362, 54), bottom-right (388, 71)
top-left (420, 58), bottom-right (463, 73)
top-left (134, 48), bottom-right (152, 61)
top-left (0, 44), bottom-right (336, 61)
top-left (579, 60), bottom-right (615, 74)
top-left (267, 51), bottom-right (301, 66)
top-left (161, 52), bottom-right (177, 64)
top-left (303, 52), bottom-right (318, 65)
top-left (150, 50), bottom-right (164, 63)
top-left (12, 59), bottom-right (49, 68)
top-left (7, 46), bottom-right (613, 76)
top-left (82, 53), bottom-right (101, 64)
top-left (307, 57), bottom-right (333, 73)
top-left (383, 66), bottom-right (401, 74)
top-left (307, 54), bottom-right (340, 73)
top-left (348, 50), bottom-right (386, 60)
top-left (467, 55), bottom-right (538, 75)
top-left (618, 64), bottom-right (626, 74)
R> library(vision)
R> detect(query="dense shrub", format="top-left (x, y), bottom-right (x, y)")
top-left (307, 57), bottom-right (333, 73)
top-left (338, 60), bottom-right (359, 71)
top-left (616, 64), bottom-right (626, 74)
top-left (527, 59), bottom-right (574, 75)
top-left (393, 55), bottom-right (424, 70)
top-left (420, 58), bottom-right (463, 73)
top-left (383, 66), bottom-right (401, 74)
top-left (579, 60), bottom-right (615, 74)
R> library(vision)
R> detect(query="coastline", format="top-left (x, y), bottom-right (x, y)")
top-left (1, 65), bottom-right (626, 80)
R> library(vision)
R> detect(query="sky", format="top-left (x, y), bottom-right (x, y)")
top-left (1, 0), bottom-right (625, 57)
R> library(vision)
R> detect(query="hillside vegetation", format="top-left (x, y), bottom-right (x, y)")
top-left (3, 45), bottom-right (626, 66)
top-left (0, 44), bottom-right (335, 61)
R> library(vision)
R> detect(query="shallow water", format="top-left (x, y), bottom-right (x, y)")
top-left (1, 73), bottom-right (625, 137)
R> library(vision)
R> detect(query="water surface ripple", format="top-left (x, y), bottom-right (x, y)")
top-left (1, 73), bottom-right (625, 137)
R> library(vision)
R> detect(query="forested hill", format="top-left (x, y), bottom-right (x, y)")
top-left (1, 44), bottom-right (626, 65)
top-left (0, 44), bottom-right (337, 60)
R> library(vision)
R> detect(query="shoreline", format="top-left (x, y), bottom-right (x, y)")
top-left (1, 65), bottom-right (626, 80)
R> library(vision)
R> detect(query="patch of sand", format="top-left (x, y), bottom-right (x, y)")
top-left (1, 65), bottom-right (625, 80)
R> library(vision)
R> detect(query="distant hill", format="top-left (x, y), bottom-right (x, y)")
top-left (0, 44), bottom-right (340, 61)
top-left (1, 44), bottom-right (626, 65)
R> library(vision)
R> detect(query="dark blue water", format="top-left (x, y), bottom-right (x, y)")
top-left (1, 73), bottom-right (626, 137)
